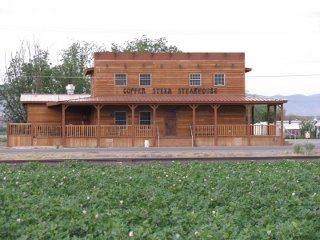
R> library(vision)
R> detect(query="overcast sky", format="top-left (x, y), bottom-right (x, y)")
top-left (1, 0), bottom-right (320, 96)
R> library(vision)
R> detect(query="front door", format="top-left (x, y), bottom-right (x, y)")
top-left (165, 109), bottom-right (176, 136)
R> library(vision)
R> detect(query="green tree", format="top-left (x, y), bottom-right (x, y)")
top-left (0, 43), bottom-right (52, 122)
top-left (299, 119), bottom-right (316, 138)
top-left (111, 35), bottom-right (181, 52)
top-left (51, 41), bottom-right (105, 94)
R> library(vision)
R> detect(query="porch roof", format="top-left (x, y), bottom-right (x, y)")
top-left (46, 95), bottom-right (287, 106)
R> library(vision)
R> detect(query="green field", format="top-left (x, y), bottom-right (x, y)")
top-left (1, 161), bottom-right (319, 239)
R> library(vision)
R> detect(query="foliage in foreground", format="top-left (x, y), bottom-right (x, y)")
top-left (0, 161), bottom-right (319, 239)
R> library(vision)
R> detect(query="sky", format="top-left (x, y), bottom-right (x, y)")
top-left (0, 0), bottom-right (320, 96)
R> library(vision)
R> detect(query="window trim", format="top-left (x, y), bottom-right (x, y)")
top-left (139, 73), bottom-right (152, 86)
top-left (114, 73), bottom-right (127, 86)
top-left (214, 73), bottom-right (225, 86)
top-left (139, 111), bottom-right (151, 125)
top-left (114, 111), bottom-right (127, 125)
top-left (189, 73), bottom-right (201, 86)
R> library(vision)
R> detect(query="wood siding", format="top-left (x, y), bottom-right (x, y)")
top-left (91, 53), bottom-right (245, 97)
top-left (28, 104), bottom-right (61, 123)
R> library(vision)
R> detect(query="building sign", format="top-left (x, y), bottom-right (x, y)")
top-left (123, 87), bottom-right (218, 95)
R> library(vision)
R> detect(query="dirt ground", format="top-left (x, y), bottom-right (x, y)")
top-left (0, 139), bottom-right (319, 161)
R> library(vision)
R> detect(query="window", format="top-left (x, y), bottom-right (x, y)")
top-left (139, 111), bottom-right (151, 125)
top-left (214, 73), bottom-right (225, 86)
top-left (189, 73), bottom-right (201, 86)
top-left (139, 73), bottom-right (151, 86)
top-left (114, 111), bottom-right (127, 125)
top-left (114, 73), bottom-right (127, 86)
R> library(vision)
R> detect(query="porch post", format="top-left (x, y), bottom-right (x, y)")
top-left (273, 105), bottom-right (277, 135)
top-left (150, 105), bottom-right (159, 147)
top-left (211, 105), bottom-right (220, 146)
top-left (94, 105), bottom-right (103, 148)
top-left (61, 104), bottom-right (68, 147)
top-left (266, 105), bottom-right (270, 135)
top-left (246, 104), bottom-right (252, 146)
top-left (280, 104), bottom-right (285, 145)
top-left (129, 105), bottom-right (137, 147)
top-left (189, 105), bottom-right (198, 147)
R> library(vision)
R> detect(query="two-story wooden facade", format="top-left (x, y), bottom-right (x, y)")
top-left (7, 52), bottom-right (287, 147)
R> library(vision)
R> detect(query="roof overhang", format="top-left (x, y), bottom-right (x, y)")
top-left (46, 95), bottom-right (287, 107)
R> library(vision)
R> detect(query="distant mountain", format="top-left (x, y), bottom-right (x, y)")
top-left (249, 94), bottom-right (320, 116)
top-left (272, 94), bottom-right (320, 116)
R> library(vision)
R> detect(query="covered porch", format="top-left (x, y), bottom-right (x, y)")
top-left (7, 95), bottom-right (286, 147)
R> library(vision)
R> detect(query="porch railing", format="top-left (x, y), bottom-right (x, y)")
top-left (7, 123), bottom-right (278, 139)
top-left (34, 124), bottom-right (62, 137)
top-left (194, 124), bottom-right (277, 136)
top-left (7, 123), bottom-right (32, 135)
top-left (66, 125), bottom-right (97, 138)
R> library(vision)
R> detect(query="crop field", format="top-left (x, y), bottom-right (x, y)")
top-left (1, 160), bottom-right (319, 239)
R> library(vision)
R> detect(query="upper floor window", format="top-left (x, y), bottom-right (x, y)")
top-left (214, 73), bottom-right (225, 86)
top-left (114, 73), bottom-right (127, 86)
top-left (139, 73), bottom-right (151, 86)
top-left (114, 111), bottom-right (127, 125)
top-left (139, 111), bottom-right (151, 125)
top-left (189, 73), bottom-right (201, 86)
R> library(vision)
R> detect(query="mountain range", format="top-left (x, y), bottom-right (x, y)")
top-left (250, 94), bottom-right (320, 117)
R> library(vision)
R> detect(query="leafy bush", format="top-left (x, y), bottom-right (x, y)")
top-left (293, 143), bottom-right (303, 154)
top-left (304, 143), bottom-right (315, 155)
top-left (0, 161), bottom-right (319, 239)
top-left (293, 143), bottom-right (316, 155)
top-left (0, 126), bottom-right (6, 135)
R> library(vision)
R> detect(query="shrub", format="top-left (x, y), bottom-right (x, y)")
top-left (304, 143), bottom-right (315, 155)
top-left (293, 143), bottom-right (316, 155)
top-left (293, 143), bottom-right (303, 154)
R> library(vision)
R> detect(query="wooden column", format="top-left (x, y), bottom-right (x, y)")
top-left (279, 104), bottom-right (285, 145)
top-left (129, 105), bottom-right (137, 147)
top-left (94, 105), bottom-right (103, 148)
top-left (150, 105), bottom-right (159, 147)
top-left (211, 105), bottom-right (220, 146)
top-left (266, 105), bottom-right (270, 135)
top-left (246, 105), bottom-right (252, 146)
top-left (61, 104), bottom-right (68, 147)
top-left (273, 105), bottom-right (277, 136)
top-left (189, 105), bottom-right (198, 147)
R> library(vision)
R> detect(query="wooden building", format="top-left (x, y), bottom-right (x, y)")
top-left (7, 52), bottom-right (287, 147)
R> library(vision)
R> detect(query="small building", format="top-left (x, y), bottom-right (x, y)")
top-left (7, 52), bottom-right (287, 147)
top-left (283, 120), bottom-right (301, 139)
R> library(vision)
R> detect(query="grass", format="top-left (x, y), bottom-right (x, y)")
top-left (0, 160), bottom-right (319, 239)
